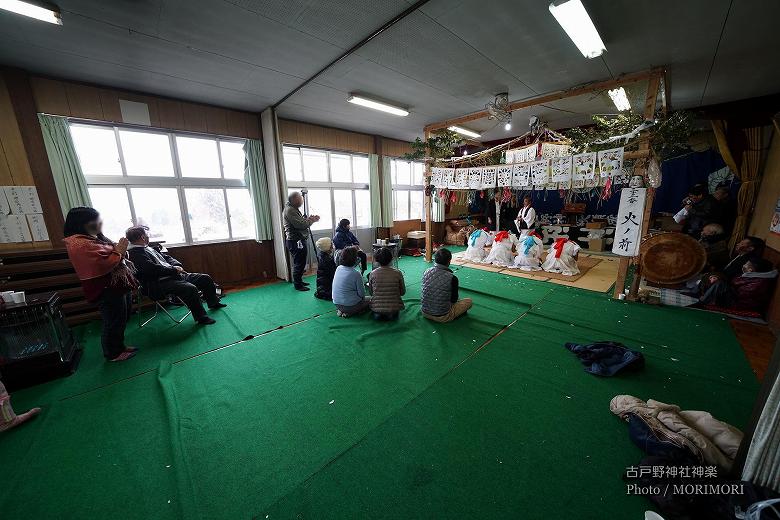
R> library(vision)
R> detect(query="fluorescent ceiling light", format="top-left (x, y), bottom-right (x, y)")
top-left (549, 0), bottom-right (605, 59)
top-left (347, 95), bottom-right (408, 116)
top-left (607, 87), bottom-right (631, 111)
top-left (0, 0), bottom-right (61, 24)
top-left (448, 126), bottom-right (481, 139)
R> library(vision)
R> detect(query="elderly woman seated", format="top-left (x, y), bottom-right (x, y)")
top-left (698, 256), bottom-right (778, 314)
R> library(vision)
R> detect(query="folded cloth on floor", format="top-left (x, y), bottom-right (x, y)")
top-left (610, 395), bottom-right (743, 471)
top-left (564, 341), bottom-right (644, 376)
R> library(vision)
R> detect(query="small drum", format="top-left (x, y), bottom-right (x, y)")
top-left (639, 232), bottom-right (707, 285)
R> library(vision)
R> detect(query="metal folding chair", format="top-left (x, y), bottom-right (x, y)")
top-left (136, 288), bottom-right (192, 328)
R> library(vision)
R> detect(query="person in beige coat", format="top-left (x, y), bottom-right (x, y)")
top-left (367, 247), bottom-right (405, 321)
top-left (610, 395), bottom-right (742, 471)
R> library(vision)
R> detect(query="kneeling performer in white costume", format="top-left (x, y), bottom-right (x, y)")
top-left (464, 228), bottom-right (492, 262)
top-left (542, 237), bottom-right (581, 276)
top-left (483, 230), bottom-right (517, 267)
top-left (512, 230), bottom-right (544, 270)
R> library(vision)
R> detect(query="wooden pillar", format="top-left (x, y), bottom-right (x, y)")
top-left (424, 128), bottom-right (433, 262)
top-left (614, 72), bottom-right (662, 299)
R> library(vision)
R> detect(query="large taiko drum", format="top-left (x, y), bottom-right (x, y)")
top-left (639, 232), bottom-right (707, 285)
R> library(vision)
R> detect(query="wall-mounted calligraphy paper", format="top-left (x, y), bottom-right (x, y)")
top-left (550, 156), bottom-right (573, 184)
top-left (597, 147), bottom-right (624, 177)
top-left (541, 142), bottom-right (570, 159)
top-left (496, 165), bottom-right (512, 187)
top-left (511, 162), bottom-right (531, 187)
top-left (573, 152), bottom-right (597, 181)
top-left (454, 168), bottom-right (469, 189)
top-left (530, 159), bottom-right (550, 186)
top-left (481, 167), bottom-right (497, 189)
top-left (612, 188), bottom-right (647, 257)
top-left (4, 186), bottom-right (42, 214)
top-left (26, 214), bottom-right (49, 241)
top-left (468, 168), bottom-right (482, 189)
top-left (0, 215), bottom-right (32, 243)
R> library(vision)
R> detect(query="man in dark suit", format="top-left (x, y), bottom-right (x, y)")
top-left (126, 226), bottom-right (225, 325)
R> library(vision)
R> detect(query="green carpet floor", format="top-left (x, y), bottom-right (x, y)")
top-left (0, 252), bottom-right (759, 519)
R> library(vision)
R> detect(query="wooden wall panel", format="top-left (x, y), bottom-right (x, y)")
top-left (226, 110), bottom-right (247, 138)
top-left (180, 101), bottom-right (208, 133)
top-left (0, 79), bottom-right (34, 185)
top-left (169, 239), bottom-right (277, 285)
top-left (30, 77), bottom-right (70, 115)
top-left (99, 89), bottom-right (122, 122)
top-left (205, 105), bottom-right (229, 136)
top-left (278, 118), bottom-right (374, 154)
top-left (243, 112), bottom-right (260, 139)
top-left (381, 137), bottom-right (413, 158)
top-left (64, 83), bottom-right (104, 120)
top-left (157, 99), bottom-right (185, 130)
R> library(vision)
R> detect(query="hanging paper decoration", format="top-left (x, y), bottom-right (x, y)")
top-left (647, 157), bottom-right (662, 188)
top-left (511, 162), bottom-right (531, 188)
top-left (496, 165), bottom-right (512, 187)
top-left (550, 156), bottom-right (573, 183)
top-left (443, 169), bottom-right (456, 189)
top-left (430, 167), bottom-right (445, 187)
top-left (508, 144), bottom-right (537, 163)
top-left (573, 152), bottom-right (597, 181)
top-left (454, 168), bottom-right (468, 189)
top-left (541, 142), bottom-right (570, 159)
top-left (481, 167), bottom-right (497, 189)
top-left (530, 159), bottom-right (550, 186)
top-left (597, 147), bottom-right (624, 177)
top-left (468, 168), bottom-right (482, 189)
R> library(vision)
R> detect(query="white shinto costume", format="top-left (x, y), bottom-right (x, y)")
top-left (464, 229), bottom-right (491, 262)
top-left (483, 231), bottom-right (517, 267)
top-left (542, 238), bottom-right (581, 276)
top-left (511, 230), bottom-right (544, 270)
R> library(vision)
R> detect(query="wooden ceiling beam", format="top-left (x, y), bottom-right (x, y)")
top-left (425, 67), bottom-right (667, 133)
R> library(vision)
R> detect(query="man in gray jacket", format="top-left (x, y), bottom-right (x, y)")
top-left (283, 192), bottom-right (320, 291)
top-left (420, 248), bottom-right (472, 322)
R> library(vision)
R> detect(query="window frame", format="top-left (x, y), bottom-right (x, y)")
top-left (390, 158), bottom-right (425, 222)
top-left (282, 145), bottom-right (371, 231)
top-left (73, 120), bottom-right (252, 246)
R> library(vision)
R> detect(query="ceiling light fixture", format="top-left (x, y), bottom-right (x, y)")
top-left (504, 122), bottom-right (512, 131)
top-left (0, 0), bottom-right (62, 24)
top-left (347, 94), bottom-right (408, 116)
top-left (607, 87), bottom-right (631, 111)
top-left (448, 126), bottom-right (481, 139)
top-left (548, 0), bottom-right (605, 59)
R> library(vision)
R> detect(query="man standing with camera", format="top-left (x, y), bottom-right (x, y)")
top-left (283, 191), bottom-right (320, 291)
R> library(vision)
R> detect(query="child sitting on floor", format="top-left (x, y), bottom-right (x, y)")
top-left (463, 228), bottom-right (492, 262)
top-left (542, 237), bottom-right (581, 276)
top-left (367, 246), bottom-right (405, 321)
top-left (482, 230), bottom-right (517, 266)
top-left (314, 237), bottom-right (337, 300)
top-left (332, 246), bottom-right (370, 317)
top-left (511, 229), bottom-right (544, 271)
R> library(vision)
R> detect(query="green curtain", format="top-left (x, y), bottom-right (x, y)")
top-left (37, 114), bottom-right (91, 216)
top-left (380, 156), bottom-right (394, 227)
top-left (368, 154), bottom-right (382, 227)
top-left (244, 139), bottom-right (274, 240)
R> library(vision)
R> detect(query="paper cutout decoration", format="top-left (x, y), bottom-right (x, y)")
top-left (0, 189), bottom-right (9, 216)
top-left (26, 214), bottom-right (49, 241)
top-left (443, 169), bottom-right (455, 189)
top-left (468, 168), bottom-right (482, 189)
top-left (4, 186), bottom-right (42, 215)
top-left (481, 167), bottom-right (497, 189)
top-left (508, 144), bottom-right (537, 163)
top-left (597, 147), bottom-right (624, 177)
top-left (454, 168), bottom-right (468, 189)
top-left (496, 165), bottom-right (512, 187)
top-left (530, 159), bottom-right (550, 186)
top-left (511, 162), bottom-right (531, 187)
top-left (612, 188), bottom-right (647, 256)
top-left (0, 215), bottom-right (32, 243)
top-left (573, 152), bottom-right (597, 181)
top-left (550, 156), bottom-right (573, 184)
top-left (545, 182), bottom-right (559, 191)
top-left (541, 142), bottom-right (570, 159)
top-left (430, 167), bottom-right (444, 186)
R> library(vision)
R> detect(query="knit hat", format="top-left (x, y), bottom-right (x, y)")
top-left (315, 237), bottom-right (332, 252)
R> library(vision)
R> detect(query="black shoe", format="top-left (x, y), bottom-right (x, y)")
top-left (302, 281), bottom-right (310, 286)
top-left (196, 316), bottom-right (216, 325)
top-left (294, 285), bottom-right (310, 291)
top-left (208, 302), bottom-right (227, 309)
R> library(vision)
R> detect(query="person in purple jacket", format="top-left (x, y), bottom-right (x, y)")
top-left (333, 219), bottom-right (367, 274)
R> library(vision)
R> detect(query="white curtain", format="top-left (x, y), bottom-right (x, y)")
top-left (380, 156), bottom-right (394, 227)
top-left (743, 371), bottom-right (780, 491)
top-left (368, 153), bottom-right (382, 227)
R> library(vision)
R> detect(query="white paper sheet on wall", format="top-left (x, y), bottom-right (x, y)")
top-left (26, 214), bottom-right (49, 241)
top-left (0, 189), bottom-right (9, 216)
top-left (0, 215), bottom-right (32, 243)
top-left (4, 186), bottom-right (42, 214)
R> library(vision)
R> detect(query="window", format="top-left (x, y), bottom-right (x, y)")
top-left (391, 158), bottom-right (425, 221)
top-left (282, 146), bottom-right (371, 231)
top-left (73, 122), bottom-right (254, 245)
